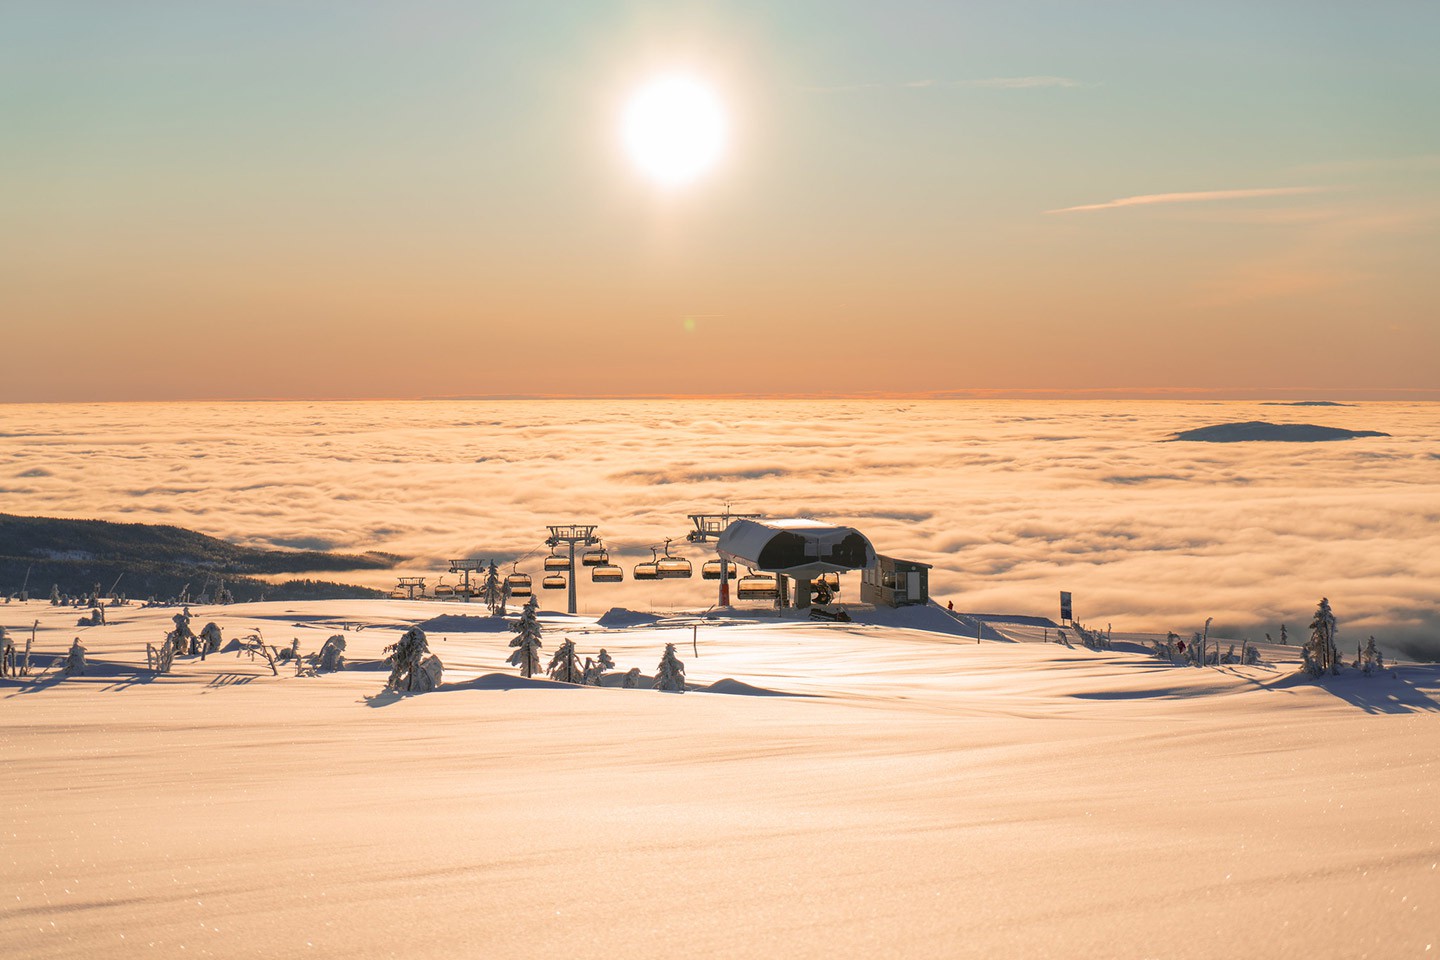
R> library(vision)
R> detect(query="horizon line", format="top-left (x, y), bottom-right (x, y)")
top-left (2, 387), bottom-right (1437, 405)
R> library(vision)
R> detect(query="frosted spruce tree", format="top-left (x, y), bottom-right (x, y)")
top-left (508, 596), bottom-right (543, 678)
top-left (583, 648), bottom-right (615, 685)
top-left (481, 561), bottom-right (503, 615)
top-left (1360, 636), bottom-right (1384, 677)
top-left (548, 639), bottom-right (584, 685)
top-left (64, 638), bottom-right (87, 676)
top-left (1306, 597), bottom-right (1340, 677)
top-left (385, 626), bottom-right (444, 692)
top-left (654, 643), bottom-right (686, 693)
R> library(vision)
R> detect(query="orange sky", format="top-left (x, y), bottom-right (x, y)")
top-left (3, 3), bottom-right (1438, 401)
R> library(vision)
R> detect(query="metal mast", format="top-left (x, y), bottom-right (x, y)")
top-left (545, 524), bottom-right (599, 615)
top-left (447, 558), bottom-right (488, 602)
top-left (686, 507), bottom-right (763, 606)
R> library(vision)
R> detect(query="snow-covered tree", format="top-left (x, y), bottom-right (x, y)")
top-left (318, 635), bottom-right (346, 672)
top-left (199, 622), bottom-right (223, 659)
top-left (49, 584), bottom-right (60, 605)
top-left (1306, 597), bottom-right (1339, 677)
top-left (621, 667), bottom-right (642, 688)
top-left (1152, 633), bottom-right (1180, 661)
top-left (148, 632), bottom-right (177, 674)
top-left (508, 596), bottom-right (543, 678)
top-left (64, 638), bottom-right (87, 676)
top-left (171, 610), bottom-right (197, 655)
top-left (582, 647), bottom-right (616, 686)
top-left (654, 643), bottom-right (686, 692)
top-left (548, 639), bottom-right (584, 684)
top-left (1360, 636), bottom-right (1384, 676)
top-left (1279, 623), bottom-right (1289, 645)
top-left (481, 561), bottom-right (503, 614)
top-left (0, 627), bottom-right (14, 678)
top-left (385, 627), bottom-right (443, 692)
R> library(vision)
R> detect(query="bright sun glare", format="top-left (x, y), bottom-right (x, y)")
top-left (622, 75), bottom-right (727, 187)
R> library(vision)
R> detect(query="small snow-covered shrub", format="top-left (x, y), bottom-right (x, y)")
top-left (147, 633), bottom-right (177, 674)
top-left (1152, 632), bottom-right (1181, 661)
top-left (385, 627), bottom-right (441, 692)
top-left (654, 643), bottom-right (686, 693)
top-left (64, 638), bottom-right (87, 675)
top-left (0, 627), bottom-right (14, 677)
top-left (621, 667), bottom-right (642, 688)
top-left (548, 639), bottom-right (584, 685)
top-left (1359, 636), bottom-right (1384, 676)
top-left (199, 623), bottom-right (223, 656)
top-left (318, 635), bottom-right (346, 672)
top-left (582, 648), bottom-right (615, 686)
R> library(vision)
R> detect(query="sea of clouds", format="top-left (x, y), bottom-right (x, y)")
top-left (1, 400), bottom-right (1435, 657)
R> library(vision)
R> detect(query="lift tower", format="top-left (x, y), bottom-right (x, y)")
top-left (447, 558), bottom-right (487, 602)
top-left (545, 524), bottom-right (600, 615)
top-left (687, 509), bottom-right (763, 606)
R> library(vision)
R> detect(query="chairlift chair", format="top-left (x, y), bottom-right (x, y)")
top-left (655, 539), bottom-right (693, 579)
top-left (736, 570), bottom-right (779, 601)
top-left (812, 572), bottom-right (840, 591)
top-left (592, 563), bottom-right (623, 583)
top-left (542, 574), bottom-right (566, 590)
top-left (633, 548), bottom-right (661, 581)
top-left (544, 548), bottom-right (569, 572)
top-left (582, 546), bottom-right (609, 567)
top-left (505, 566), bottom-right (533, 598)
top-left (433, 576), bottom-right (454, 598)
top-left (702, 559), bottom-right (738, 581)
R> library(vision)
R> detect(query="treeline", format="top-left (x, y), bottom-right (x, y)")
top-left (0, 513), bottom-right (395, 601)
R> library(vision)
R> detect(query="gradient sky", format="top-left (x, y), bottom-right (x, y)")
top-left (4, 1), bottom-right (1438, 401)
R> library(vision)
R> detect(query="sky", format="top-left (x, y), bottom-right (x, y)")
top-left (3, 1), bottom-right (1439, 401)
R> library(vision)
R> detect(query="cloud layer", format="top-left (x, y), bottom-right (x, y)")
top-left (0, 400), bottom-right (1435, 656)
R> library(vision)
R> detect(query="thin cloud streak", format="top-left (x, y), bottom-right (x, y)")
top-left (801, 75), bottom-right (1089, 93)
top-left (1047, 186), bottom-right (1331, 214)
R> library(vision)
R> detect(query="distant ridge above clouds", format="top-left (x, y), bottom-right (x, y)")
top-left (1169, 421), bottom-right (1390, 443)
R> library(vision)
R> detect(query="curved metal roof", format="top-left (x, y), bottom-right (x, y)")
top-left (717, 518), bottom-right (875, 578)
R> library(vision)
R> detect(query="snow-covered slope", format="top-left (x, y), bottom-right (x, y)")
top-left (3, 598), bottom-right (1437, 959)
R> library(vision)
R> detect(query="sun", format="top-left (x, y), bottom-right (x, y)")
top-left (621, 74), bottom-right (728, 187)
